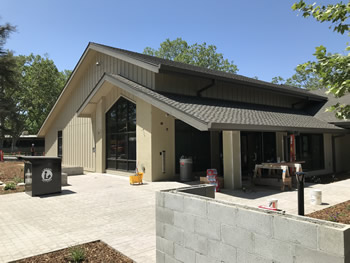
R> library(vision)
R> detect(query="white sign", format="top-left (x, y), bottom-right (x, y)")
top-left (41, 168), bottom-right (53, 183)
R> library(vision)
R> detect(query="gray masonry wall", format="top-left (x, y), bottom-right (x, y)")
top-left (156, 186), bottom-right (350, 263)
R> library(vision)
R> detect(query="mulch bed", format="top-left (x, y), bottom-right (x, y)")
top-left (13, 241), bottom-right (134, 263)
top-left (307, 200), bottom-right (350, 224)
top-left (0, 161), bottom-right (25, 195)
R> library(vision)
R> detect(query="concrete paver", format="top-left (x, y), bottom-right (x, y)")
top-left (0, 173), bottom-right (349, 262)
top-left (0, 173), bottom-right (188, 263)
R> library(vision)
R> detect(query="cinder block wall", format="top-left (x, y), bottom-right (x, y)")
top-left (156, 187), bottom-right (350, 263)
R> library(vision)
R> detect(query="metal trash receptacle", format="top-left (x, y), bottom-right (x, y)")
top-left (18, 156), bottom-right (62, 196)
top-left (179, 156), bottom-right (193, 182)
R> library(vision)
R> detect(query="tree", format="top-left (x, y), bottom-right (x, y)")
top-left (144, 38), bottom-right (238, 73)
top-left (272, 65), bottom-right (322, 90)
top-left (0, 23), bottom-right (19, 148)
top-left (16, 54), bottom-right (71, 134)
top-left (292, 1), bottom-right (350, 119)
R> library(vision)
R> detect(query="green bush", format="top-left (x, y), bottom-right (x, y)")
top-left (69, 245), bottom-right (85, 263)
top-left (4, 182), bottom-right (16, 191)
top-left (13, 176), bottom-right (23, 184)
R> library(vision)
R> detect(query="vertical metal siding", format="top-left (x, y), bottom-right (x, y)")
top-left (45, 52), bottom-right (154, 171)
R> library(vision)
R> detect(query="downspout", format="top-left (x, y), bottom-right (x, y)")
top-left (197, 79), bottom-right (216, 97)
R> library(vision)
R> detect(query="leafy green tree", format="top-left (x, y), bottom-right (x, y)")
top-left (0, 23), bottom-right (19, 148)
top-left (144, 38), bottom-right (238, 73)
top-left (272, 66), bottom-right (322, 90)
top-left (292, 1), bottom-right (350, 119)
top-left (16, 54), bottom-right (71, 134)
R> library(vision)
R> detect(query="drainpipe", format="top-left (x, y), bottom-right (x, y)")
top-left (197, 79), bottom-right (216, 97)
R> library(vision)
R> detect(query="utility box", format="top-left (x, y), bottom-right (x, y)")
top-left (18, 156), bottom-right (62, 196)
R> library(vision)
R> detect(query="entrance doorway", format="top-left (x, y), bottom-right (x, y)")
top-left (240, 132), bottom-right (276, 180)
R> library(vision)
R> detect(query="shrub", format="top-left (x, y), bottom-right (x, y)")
top-left (4, 182), bottom-right (16, 191)
top-left (69, 245), bottom-right (85, 263)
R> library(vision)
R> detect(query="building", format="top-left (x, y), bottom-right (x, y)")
top-left (37, 43), bottom-right (349, 189)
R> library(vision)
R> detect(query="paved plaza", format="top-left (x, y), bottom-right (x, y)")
top-left (0, 173), bottom-right (349, 262)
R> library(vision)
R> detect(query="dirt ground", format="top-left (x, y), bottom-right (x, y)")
top-left (13, 241), bottom-right (134, 263)
top-left (307, 200), bottom-right (350, 224)
top-left (0, 161), bottom-right (25, 195)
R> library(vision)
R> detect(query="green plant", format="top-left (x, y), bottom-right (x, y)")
top-left (4, 182), bottom-right (16, 191)
top-left (328, 212), bottom-right (340, 223)
top-left (69, 245), bottom-right (85, 263)
top-left (13, 176), bottom-right (23, 184)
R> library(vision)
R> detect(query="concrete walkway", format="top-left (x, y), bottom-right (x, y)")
top-left (0, 174), bottom-right (188, 263)
top-left (0, 173), bottom-right (349, 262)
top-left (216, 179), bottom-right (350, 215)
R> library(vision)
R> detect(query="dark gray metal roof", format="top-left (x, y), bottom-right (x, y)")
top-left (90, 42), bottom-right (327, 102)
top-left (308, 89), bottom-right (350, 125)
top-left (100, 74), bottom-right (343, 133)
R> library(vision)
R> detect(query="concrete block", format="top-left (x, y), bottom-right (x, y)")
top-left (174, 243), bottom-right (195, 263)
top-left (164, 224), bottom-right (184, 245)
top-left (207, 239), bottom-right (237, 263)
top-left (254, 234), bottom-right (293, 263)
top-left (157, 236), bottom-right (174, 256)
top-left (61, 173), bottom-right (68, 186)
top-left (294, 245), bottom-right (345, 263)
top-left (157, 250), bottom-right (165, 263)
top-left (345, 227), bottom-right (350, 258)
top-left (156, 191), bottom-right (165, 208)
top-left (62, 166), bottom-right (83, 175)
top-left (237, 249), bottom-right (272, 263)
top-left (165, 254), bottom-right (181, 263)
top-left (195, 253), bottom-right (221, 263)
top-left (207, 201), bottom-right (236, 226)
top-left (318, 225), bottom-right (346, 256)
top-left (184, 232), bottom-right (208, 255)
top-left (156, 221), bottom-right (165, 237)
top-left (273, 215), bottom-right (317, 249)
top-left (156, 206), bottom-right (174, 225)
top-left (184, 196), bottom-right (207, 217)
top-left (174, 211), bottom-right (195, 233)
top-left (235, 208), bottom-right (272, 237)
top-left (195, 217), bottom-right (221, 241)
top-left (164, 193), bottom-right (184, 212)
top-left (221, 224), bottom-right (254, 252)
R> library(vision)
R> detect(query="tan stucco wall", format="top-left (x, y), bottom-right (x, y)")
top-left (222, 130), bottom-right (241, 189)
top-left (151, 106), bottom-right (175, 181)
top-left (335, 134), bottom-right (350, 173)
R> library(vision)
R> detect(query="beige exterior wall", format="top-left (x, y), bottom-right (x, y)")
top-left (222, 130), bottom-right (241, 189)
top-left (44, 51), bottom-right (155, 172)
top-left (151, 106), bottom-right (175, 181)
top-left (335, 134), bottom-right (350, 173)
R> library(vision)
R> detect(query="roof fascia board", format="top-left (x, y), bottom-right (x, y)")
top-left (209, 122), bottom-right (346, 134)
top-left (77, 74), bottom-right (208, 131)
top-left (37, 43), bottom-right (93, 136)
top-left (159, 65), bottom-right (327, 102)
top-left (90, 44), bottom-right (160, 73)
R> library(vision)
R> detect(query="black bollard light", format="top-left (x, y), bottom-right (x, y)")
top-left (296, 172), bottom-right (305, 216)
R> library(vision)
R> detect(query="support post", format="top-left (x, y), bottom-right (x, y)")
top-left (296, 172), bottom-right (305, 216)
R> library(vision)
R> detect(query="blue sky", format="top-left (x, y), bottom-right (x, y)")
top-left (2, 0), bottom-right (347, 82)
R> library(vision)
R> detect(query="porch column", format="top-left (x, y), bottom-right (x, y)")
top-left (223, 131), bottom-right (242, 189)
top-left (95, 97), bottom-right (105, 173)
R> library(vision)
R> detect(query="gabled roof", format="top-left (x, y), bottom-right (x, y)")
top-left (78, 74), bottom-right (344, 133)
top-left (38, 42), bottom-right (336, 136)
top-left (91, 43), bottom-right (327, 101)
top-left (308, 89), bottom-right (350, 127)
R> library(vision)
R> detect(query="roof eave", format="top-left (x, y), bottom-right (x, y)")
top-left (208, 122), bottom-right (347, 134)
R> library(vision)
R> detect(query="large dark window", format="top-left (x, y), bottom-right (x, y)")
top-left (106, 97), bottom-right (136, 171)
top-left (57, 131), bottom-right (62, 157)
top-left (296, 134), bottom-right (324, 171)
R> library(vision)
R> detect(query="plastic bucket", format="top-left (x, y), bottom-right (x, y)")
top-left (268, 199), bottom-right (278, 209)
top-left (311, 189), bottom-right (322, 205)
